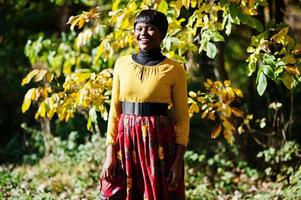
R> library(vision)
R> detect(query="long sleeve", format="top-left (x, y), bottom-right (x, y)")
top-left (106, 60), bottom-right (121, 145)
top-left (171, 64), bottom-right (190, 146)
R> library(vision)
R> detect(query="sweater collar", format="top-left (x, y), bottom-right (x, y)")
top-left (132, 48), bottom-right (165, 66)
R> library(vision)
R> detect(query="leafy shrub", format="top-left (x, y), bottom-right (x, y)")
top-left (184, 142), bottom-right (260, 199)
top-left (257, 141), bottom-right (301, 181)
top-left (2, 133), bottom-right (106, 199)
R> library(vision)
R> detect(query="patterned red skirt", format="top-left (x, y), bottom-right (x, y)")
top-left (99, 114), bottom-right (185, 200)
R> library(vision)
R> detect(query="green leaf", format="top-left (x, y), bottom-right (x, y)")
top-left (257, 72), bottom-right (267, 96)
top-left (89, 107), bottom-right (97, 122)
top-left (87, 107), bottom-right (97, 130)
top-left (229, 4), bottom-right (263, 32)
top-left (247, 46), bottom-right (255, 53)
top-left (225, 19), bottom-right (232, 36)
top-left (262, 65), bottom-right (274, 80)
top-left (164, 37), bottom-right (172, 51)
top-left (210, 31), bottom-right (225, 42)
top-left (244, 16), bottom-right (264, 32)
top-left (206, 42), bottom-right (217, 59)
top-left (229, 4), bottom-right (242, 21)
top-left (250, 31), bottom-right (268, 46)
top-left (199, 38), bottom-right (208, 53)
top-left (274, 67), bottom-right (284, 77)
top-left (264, 55), bottom-right (276, 67)
top-left (248, 61), bottom-right (257, 76)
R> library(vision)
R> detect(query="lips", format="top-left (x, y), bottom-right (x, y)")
top-left (139, 38), bottom-right (151, 44)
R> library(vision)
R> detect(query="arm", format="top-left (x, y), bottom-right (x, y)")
top-left (105, 60), bottom-right (121, 146)
top-left (102, 60), bottom-right (121, 180)
top-left (168, 64), bottom-right (190, 191)
top-left (168, 144), bottom-right (186, 191)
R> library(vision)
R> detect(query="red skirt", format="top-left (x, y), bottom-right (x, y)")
top-left (99, 114), bottom-right (185, 200)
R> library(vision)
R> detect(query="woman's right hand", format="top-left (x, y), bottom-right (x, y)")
top-left (101, 144), bottom-right (116, 181)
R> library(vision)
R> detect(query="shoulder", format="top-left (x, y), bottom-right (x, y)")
top-left (115, 55), bottom-right (132, 66)
top-left (114, 55), bottom-right (133, 72)
top-left (164, 57), bottom-right (186, 73)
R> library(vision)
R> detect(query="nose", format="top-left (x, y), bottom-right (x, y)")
top-left (141, 27), bottom-right (148, 35)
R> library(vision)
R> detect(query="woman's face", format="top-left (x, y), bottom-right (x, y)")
top-left (134, 23), bottom-right (163, 51)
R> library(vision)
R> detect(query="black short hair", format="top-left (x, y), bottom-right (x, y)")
top-left (134, 9), bottom-right (168, 38)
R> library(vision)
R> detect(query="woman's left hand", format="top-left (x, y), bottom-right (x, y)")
top-left (167, 160), bottom-right (182, 191)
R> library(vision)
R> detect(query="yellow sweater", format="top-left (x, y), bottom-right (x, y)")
top-left (106, 55), bottom-right (189, 146)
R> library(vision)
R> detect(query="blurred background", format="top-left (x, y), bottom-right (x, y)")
top-left (1, 0), bottom-right (301, 199)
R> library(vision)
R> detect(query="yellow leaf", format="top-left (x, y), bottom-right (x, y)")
top-left (292, 49), bottom-right (301, 56)
top-left (211, 124), bottom-right (222, 139)
top-left (246, 114), bottom-right (253, 120)
top-left (87, 116), bottom-right (92, 131)
top-left (224, 80), bottom-right (231, 87)
top-left (224, 130), bottom-right (234, 144)
top-left (46, 72), bottom-right (54, 82)
top-left (182, 0), bottom-right (190, 9)
top-left (39, 102), bottom-right (47, 118)
top-left (201, 104), bottom-right (208, 111)
top-left (22, 88), bottom-right (36, 113)
top-left (222, 105), bottom-right (232, 117)
top-left (248, 0), bottom-right (255, 7)
top-left (174, 0), bottom-right (182, 16)
top-left (206, 79), bottom-right (213, 86)
top-left (204, 82), bottom-right (210, 89)
top-left (35, 112), bottom-right (40, 119)
top-left (77, 29), bottom-right (93, 48)
top-left (226, 86), bottom-right (235, 99)
top-left (46, 100), bottom-right (56, 119)
top-left (189, 91), bottom-right (197, 98)
top-left (197, 96), bottom-right (205, 103)
top-left (284, 65), bottom-right (300, 76)
top-left (155, 0), bottom-right (163, 4)
top-left (201, 108), bottom-right (210, 118)
top-left (157, 0), bottom-right (168, 14)
top-left (190, 103), bottom-right (199, 113)
top-left (233, 88), bottom-right (243, 97)
top-left (272, 27), bottom-right (289, 45)
top-left (215, 81), bottom-right (222, 87)
top-left (283, 54), bottom-right (295, 64)
top-left (282, 72), bottom-right (294, 89)
top-left (242, 7), bottom-right (258, 15)
top-left (100, 68), bottom-right (113, 77)
top-left (21, 69), bottom-right (39, 86)
top-left (112, 0), bottom-right (121, 10)
top-left (34, 69), bottom-right (47, 82)
top-left (215, 102), bottom-right (222, 111)
top-left (208, 111), bottom-right (216, 121)
top-left (231, 107), bottom-right (244, 117)
top-left (222, 117), bottom-right (235, 132)
top-left (191, 0), bottom-right (197, 7)
top-left (67, 8), bottom-right (100, 30)
top-left (238, 126), bottom-right (245, 134)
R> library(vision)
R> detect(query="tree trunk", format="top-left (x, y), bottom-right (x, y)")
top-left (40, 117), bottom-right (53, 156)
top-left (284, 0), bottom-right (301, 43)
top-left (59, 3), bottom-right (71, 32)
top-left (213, 43), bottom-right (228, 81)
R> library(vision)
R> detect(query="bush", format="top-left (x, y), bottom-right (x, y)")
top-left (1, 132), bottom-right (106, 199)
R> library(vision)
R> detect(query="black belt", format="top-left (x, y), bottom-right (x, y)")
top-left (121, 101), bottom-right (168, 116)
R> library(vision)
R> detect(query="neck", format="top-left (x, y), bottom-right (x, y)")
top-left (132, 48), bottom-right (165, 66)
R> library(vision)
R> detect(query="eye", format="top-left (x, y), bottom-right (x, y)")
top-left (135, 27), bottom-right (142, 31)
top-left (148, 26), bottom-right (155, 31)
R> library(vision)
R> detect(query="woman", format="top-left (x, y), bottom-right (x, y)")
top-left (100, 9), bottom-right (189, 200)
